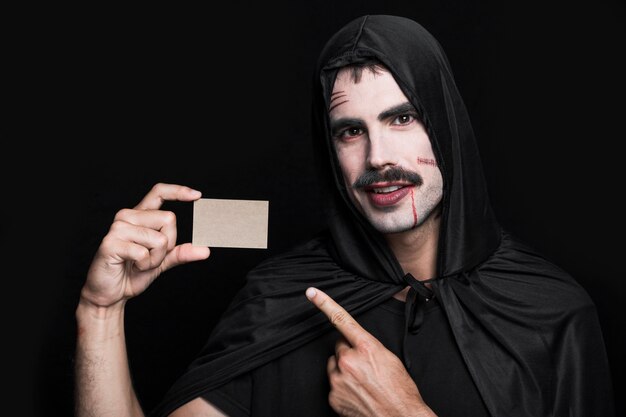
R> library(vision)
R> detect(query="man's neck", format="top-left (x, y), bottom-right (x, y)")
top-left (385, 209), bottom-right (440, 302)
top-left (384, 208), bottom-right (441, 281)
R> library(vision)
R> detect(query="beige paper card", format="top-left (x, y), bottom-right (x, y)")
top-left (192, 198), bottom-right (269, 248)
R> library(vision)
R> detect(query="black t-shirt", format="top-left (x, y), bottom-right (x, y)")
top-left (202, 296), bottom-right (490, 417)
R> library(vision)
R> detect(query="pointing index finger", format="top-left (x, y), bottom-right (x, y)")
top-left (306, 287), bottom-right (370, 347)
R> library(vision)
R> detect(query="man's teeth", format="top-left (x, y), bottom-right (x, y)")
top-left (372, 185), bottom-right (403, 193)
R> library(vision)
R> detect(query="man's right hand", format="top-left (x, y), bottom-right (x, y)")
top-left (80, 183), bottom-right (211, 309)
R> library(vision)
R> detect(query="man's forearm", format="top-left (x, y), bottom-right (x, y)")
top-left (75, 300), bottom-right (144, 417)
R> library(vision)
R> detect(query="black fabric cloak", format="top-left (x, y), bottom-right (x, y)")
top-left (150, 15), bottom-right (614, 417)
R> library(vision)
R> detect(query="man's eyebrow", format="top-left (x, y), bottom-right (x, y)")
top-left (329, 117), bottom-right (364, 136)
top-left (378, 102), bottom-right (417, 121)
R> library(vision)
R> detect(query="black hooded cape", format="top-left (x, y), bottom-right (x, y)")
top-left (150, 15), bottom-right (614, 417)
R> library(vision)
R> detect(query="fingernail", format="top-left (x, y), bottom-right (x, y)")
top-left (305, 287), bottom-right (317, 300)
top-left (191, 189), bottom-right (202, 197)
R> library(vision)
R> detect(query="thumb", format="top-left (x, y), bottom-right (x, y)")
top-left (161, 243), bottom-right (211, 272)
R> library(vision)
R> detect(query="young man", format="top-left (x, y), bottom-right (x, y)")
top-left (75, 15), bottom-right (614, 417)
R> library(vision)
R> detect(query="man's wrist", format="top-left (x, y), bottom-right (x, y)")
top-left (77, 296), bottom-right (125, 318)
top-left (410, 405), bottom-right (437, 417)
top-left (398, 399), bottom-right (437, 417)
top-left (75, 296), bottom-right (127, 339)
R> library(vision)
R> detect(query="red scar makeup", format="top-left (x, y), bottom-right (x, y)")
top-left (417, 157), bottom-right (438, 167)
top-left (410, 187), bottom-right (418, 228)
top-left (329, 90), bottom-right (349, 112)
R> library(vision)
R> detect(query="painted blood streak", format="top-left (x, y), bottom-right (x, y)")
top-left (417, 157), bottom-right (438, 167)
top-left (410, 187), bottom-right (418, 228)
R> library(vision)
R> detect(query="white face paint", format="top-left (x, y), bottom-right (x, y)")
top-left (330, 67), bottom-right (443, 234)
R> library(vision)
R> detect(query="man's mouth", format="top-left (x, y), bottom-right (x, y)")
top-left (363, 182), bottom-right (415, 207)
top-left (370, 185), bottom-right (404, 193)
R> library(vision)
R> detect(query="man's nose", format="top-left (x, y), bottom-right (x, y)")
top-left (366, 128), bottom-right (398, 169)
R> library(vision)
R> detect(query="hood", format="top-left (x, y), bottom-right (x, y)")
top-left (311, 14), bottom-right (501, 280)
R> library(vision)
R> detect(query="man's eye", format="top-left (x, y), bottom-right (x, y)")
top-left (392, 114), bottom-right (415, 125)
top-left (336, 127), bottom-right (364, 140)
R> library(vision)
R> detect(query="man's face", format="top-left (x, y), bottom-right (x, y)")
top-left (329, 67), bottom-right (443, 234)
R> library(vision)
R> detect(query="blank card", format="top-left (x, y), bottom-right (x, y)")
top-left (192, 198), bottom-right (269, 249)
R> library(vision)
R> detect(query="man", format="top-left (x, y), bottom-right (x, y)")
top-left (75, 15), bottom-right (614, 417)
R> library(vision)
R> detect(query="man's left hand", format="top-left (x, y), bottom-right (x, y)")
top-left (305, 287), bottom-right (437, 417)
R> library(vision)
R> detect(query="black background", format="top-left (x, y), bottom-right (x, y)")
top-left (14, 1), bottom-right (624, 416)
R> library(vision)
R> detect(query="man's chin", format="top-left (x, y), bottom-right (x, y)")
top-left (369, 220), bottom-right (415, 235)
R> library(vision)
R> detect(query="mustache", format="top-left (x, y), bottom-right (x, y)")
top-left (353, 167), bottom-right (423, 188)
